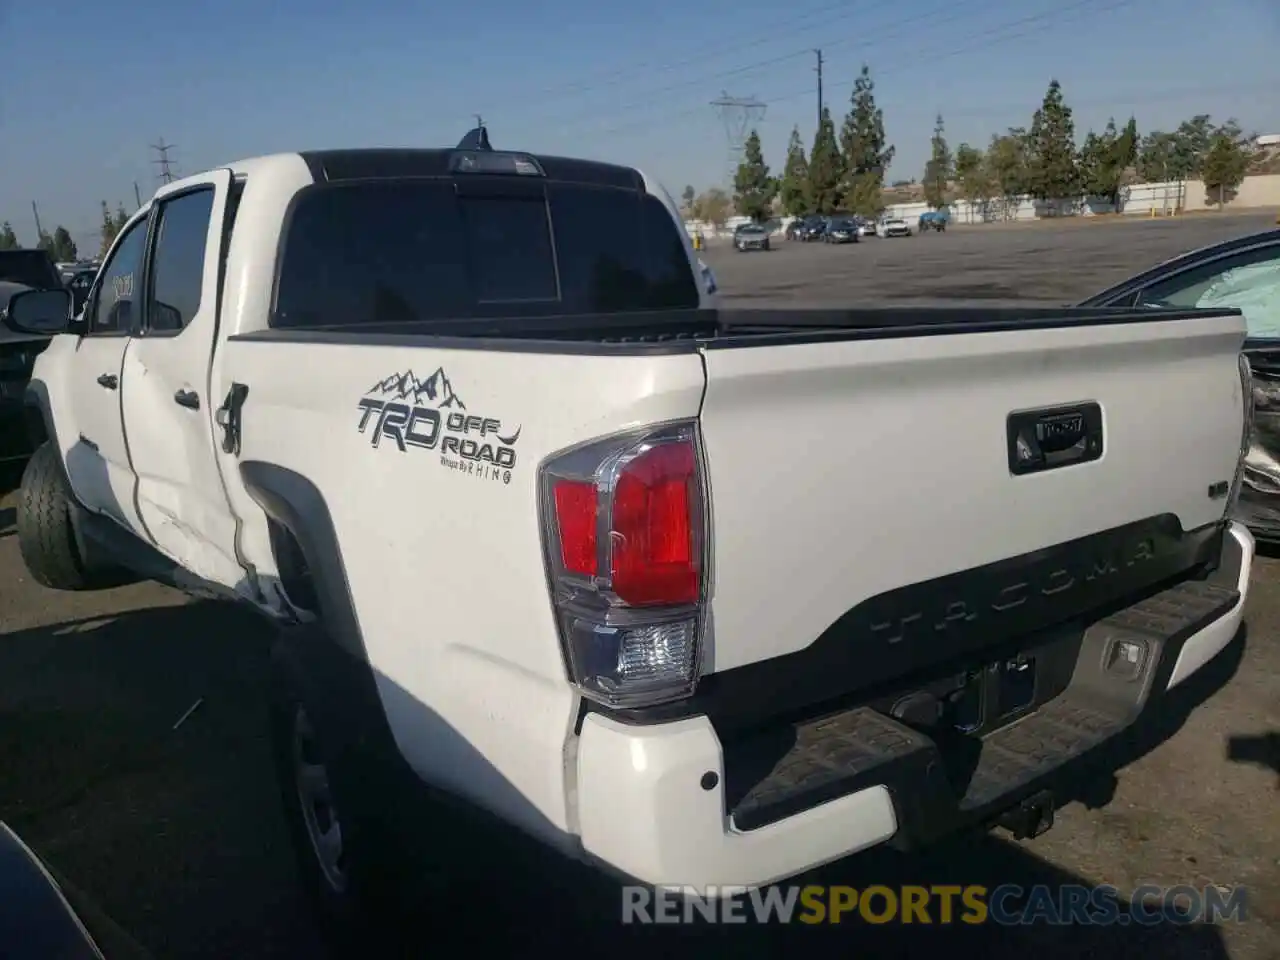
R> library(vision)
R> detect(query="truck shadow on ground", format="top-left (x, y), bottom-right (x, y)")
top-left (0, 602), bottom-right (1245, 959)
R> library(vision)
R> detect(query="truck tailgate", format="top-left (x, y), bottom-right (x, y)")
top-left (697, 312), bottom-right (1247, 674)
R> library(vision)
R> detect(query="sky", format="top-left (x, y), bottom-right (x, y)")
top-left (2, 0), bottom-right (1278, 253)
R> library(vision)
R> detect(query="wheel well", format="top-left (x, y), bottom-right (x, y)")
top-left (23, 403), bottom-right (48, 448)
top-left (267, 519), bottom-right (319, 614)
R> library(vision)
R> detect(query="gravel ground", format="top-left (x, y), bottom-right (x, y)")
top-left (1, 214), bottom-right (1277, 958)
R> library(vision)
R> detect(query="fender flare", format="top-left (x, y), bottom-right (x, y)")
top-left (22, 380), bottom-right (60, 467)
top-left (237, 461), bottom-right (400, 757)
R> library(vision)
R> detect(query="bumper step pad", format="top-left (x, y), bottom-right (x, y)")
top-left (724, 579), bottom-right (1240, 835)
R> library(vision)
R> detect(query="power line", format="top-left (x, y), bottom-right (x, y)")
top-left (526, 0), bottom-right (980, 132)
top-left (590, 0), bottom-right (1137, 141)
top-left (490, 0), bottom-right (874, 108)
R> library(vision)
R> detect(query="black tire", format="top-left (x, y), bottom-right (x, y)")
top-left (270, 660), bottom-right (379, 956)
top-left (16, 442), bottom-right (92, 591)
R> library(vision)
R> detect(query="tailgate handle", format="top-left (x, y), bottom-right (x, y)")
top-left (1007, 403), bottom-right (1103, 475)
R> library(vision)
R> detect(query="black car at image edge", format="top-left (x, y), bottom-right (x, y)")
top-left (1082, 227), bottom-right (1280, 542)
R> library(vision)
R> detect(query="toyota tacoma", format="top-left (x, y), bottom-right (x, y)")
top-left (4, 129), bottom-right (1256, 935)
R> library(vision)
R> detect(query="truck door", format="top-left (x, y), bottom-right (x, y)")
top-left (65, 212), bottom-right (150, 532)
top-left (119, 170), bottom-right (246, 589)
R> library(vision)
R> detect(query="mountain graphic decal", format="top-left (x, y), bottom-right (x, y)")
top-left (366, 368), bottom-right (466, 410)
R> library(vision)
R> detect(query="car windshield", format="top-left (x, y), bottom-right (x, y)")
top-left (740, 225), bottom-right (765, 234)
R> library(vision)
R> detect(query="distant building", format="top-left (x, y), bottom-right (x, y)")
top-left (1255, 133), bottom-right (1280, 148)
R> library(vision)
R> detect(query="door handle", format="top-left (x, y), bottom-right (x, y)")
top-left (97, 374), bottom-right (118, 389)
top-left (174, 389), bottom-right (200, 410)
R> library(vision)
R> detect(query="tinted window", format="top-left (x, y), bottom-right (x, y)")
top-left (0, 251), bottom-right (61, 289)
top-left (91, 219), bottom-right (148, 334)
top-left (1138, 243), bottom-right (1280, 338)
top-left (147, 189), bottom-right (214, 332)
top-left (273, 179), bottom-right (699, 329)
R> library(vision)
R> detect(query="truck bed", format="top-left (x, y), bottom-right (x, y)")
top-left (234, 304), bottom-right (1236, 351)
top-left (220, 302), bottom-right (1246, 805)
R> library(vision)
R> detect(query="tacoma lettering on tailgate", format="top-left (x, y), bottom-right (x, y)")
top-left (867, 535), bottom-right (1157, 647)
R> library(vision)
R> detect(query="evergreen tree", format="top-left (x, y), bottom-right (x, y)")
top-left (778, 126), bottom-right (811, 216)
top-left (838, 65), bottom-right (895, 216)
top-left (732, 130), bottom-right (777, 222)
top-left (922, 113), bottom-right (953, 209)
top-left (99, 201), bottom-right (120, 257)
top-left (113, 203), bottom-right (130, 232)
top-left (51, 226), bottom-right (78, 262)
top-left (1078, 117), bottom-right (1136, 209)
top-left (986, 128), bottom-right (1032, 218)
top-left (953, 143), bottom-right (993, 221)
top-left (807, 107), bottom-right (844, 214)
top-left (1027, 79), bottom-right (1078, 204)
top-left (680, 185), bottom-right (696, 215)
top-left (0, 222), bottom-right (18, 250)
top-left (1200, 130), bottom-right (1253, 208)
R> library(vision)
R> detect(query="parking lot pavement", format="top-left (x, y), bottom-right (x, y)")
top-left (703, 212), bottom-right (1279, 306)
top-left (1, 214), bottom-right (1279, 957)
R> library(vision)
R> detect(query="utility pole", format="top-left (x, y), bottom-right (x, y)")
top-left (31, 201), bottom-right (44, 242)
top-left (134, 182), bottom-right (143, 208)
top-left (814, 49), bottom-right (824, 129)
top-left (151, 138), bottom-right (178, 184)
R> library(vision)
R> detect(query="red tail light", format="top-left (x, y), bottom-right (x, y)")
top-left (540, 421), bottom-right (708, 708)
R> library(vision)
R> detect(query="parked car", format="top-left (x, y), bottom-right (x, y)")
top-left (0, 820), bottom-right (152, 959)
top-left (824, 217), bottom-right (860, 244)
top-left (876, 216), bottom-right (912, 238)
top-left (734, 223), bottom-right (771, 252)
top-left (0, 250), bottom-right (62, 464)
top-left (855, 216), bottom-right (876, 238)
top-left (919, 210), bottom-right (949, 233)
top-left (1082, 227), bottom-right (1280, 541)
top-left (66, 269), bottom-right (96, 315)
top-left (796, 215), bottom-right (828, 242)
top-left (3, 129), bottom-right (1255, 938)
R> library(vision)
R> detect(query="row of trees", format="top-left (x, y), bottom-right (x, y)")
top-left (680, 70), bottom-right (1260, 225)
top-left (943, 82), bottom-right (1256, 216)
top-left (0, 201), bottom-right (135, 262)
top-left (722, 65), bottom-right (895, 222)
top-left (0, 221), bottom-right (80, 261)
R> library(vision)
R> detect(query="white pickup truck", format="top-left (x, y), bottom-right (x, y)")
top-left (3, 132), bottom-right (1257, 933)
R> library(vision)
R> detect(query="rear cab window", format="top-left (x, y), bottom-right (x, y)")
top-left (272, 175), bottom-right (700, 329)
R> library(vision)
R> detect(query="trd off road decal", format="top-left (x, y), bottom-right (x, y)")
top-left (356, 368), bottom-right (522, 484)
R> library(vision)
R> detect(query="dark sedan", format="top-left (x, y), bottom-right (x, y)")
top-left (1082, 227), bottom-right (1280, 540)
top-left (824, 217), bottom-right (861, 244)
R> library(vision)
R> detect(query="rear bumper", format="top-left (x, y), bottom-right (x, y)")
top-left (574, 522), bottom-right (1252, 890)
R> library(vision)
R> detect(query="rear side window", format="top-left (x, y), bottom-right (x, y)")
top-left (147, 188), bottom-right (214, 333)
top-left (272, 178), bottom-right (699, 329)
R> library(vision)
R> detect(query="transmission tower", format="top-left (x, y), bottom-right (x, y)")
top-left (151, 138), bottom-right (179, 184)
top-left (711, 91), bottom-right (766, 186)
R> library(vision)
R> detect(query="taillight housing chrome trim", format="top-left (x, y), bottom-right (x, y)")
top-left (537, 419), bottom-right (711, 709)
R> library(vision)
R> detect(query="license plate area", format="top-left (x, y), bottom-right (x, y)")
top-left (950, 655), bottom-right (1038, 736)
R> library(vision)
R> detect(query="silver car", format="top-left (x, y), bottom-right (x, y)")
top-left (876, 216), bottom-right (912, 238)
